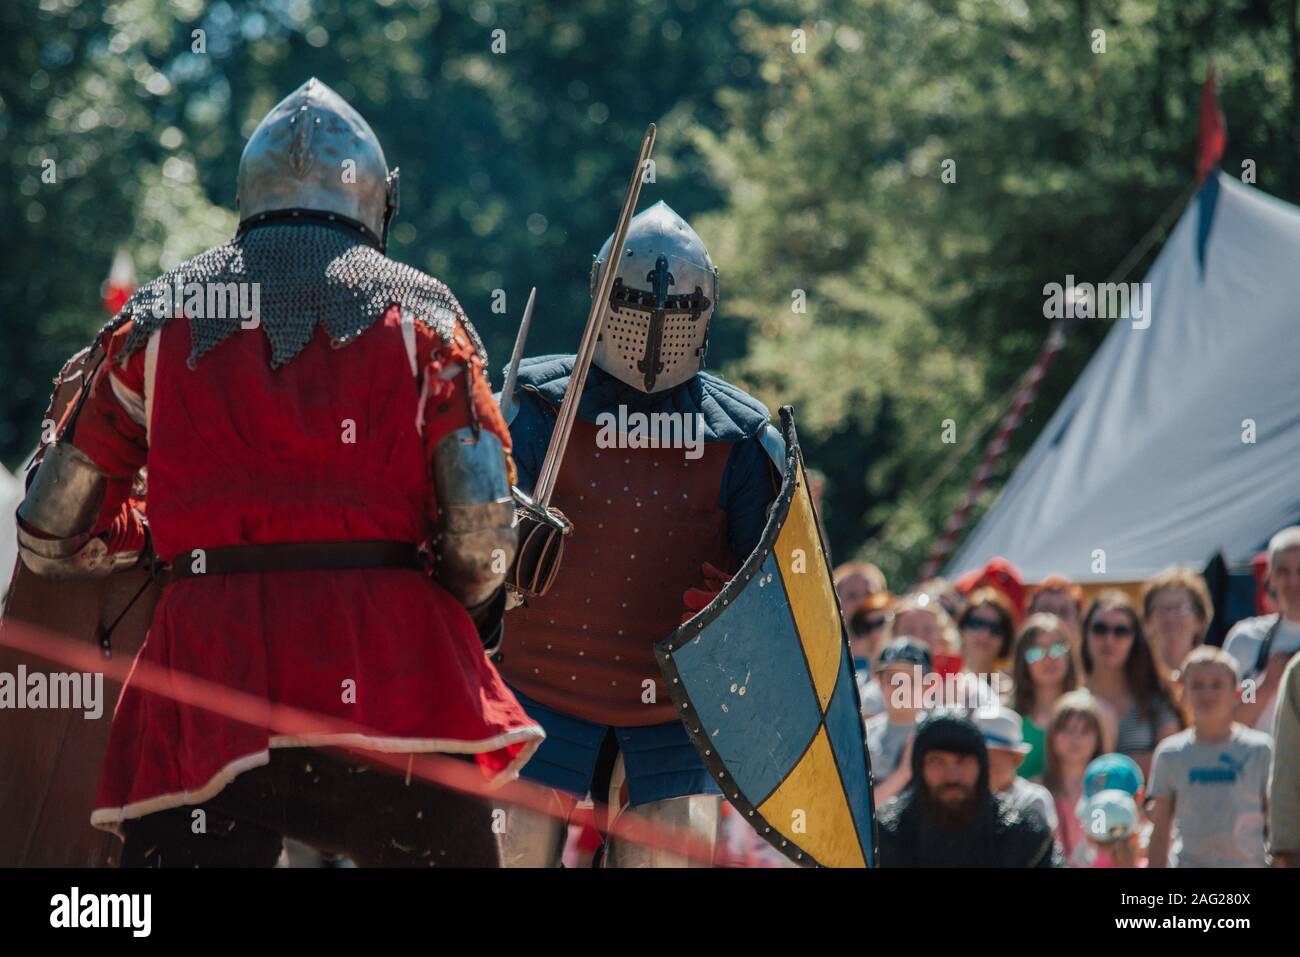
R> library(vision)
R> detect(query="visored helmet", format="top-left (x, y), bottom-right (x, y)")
top-left (589, 201), bottom-right (718, 393)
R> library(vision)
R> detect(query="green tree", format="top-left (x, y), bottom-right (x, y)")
top-left (693, 0), bottom-right (1300, 583)
top-left (0, 0), bottom-right (782, 468)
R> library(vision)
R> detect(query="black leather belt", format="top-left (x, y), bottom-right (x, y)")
top-left (166, 540), bottom-right (422, 581)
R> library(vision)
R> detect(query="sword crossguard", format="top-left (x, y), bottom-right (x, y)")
top-left (510, 485), bottom-right (572, 535)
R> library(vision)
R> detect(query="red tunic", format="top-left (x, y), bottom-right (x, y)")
top-left (63, 305), bottom-right (542, 828)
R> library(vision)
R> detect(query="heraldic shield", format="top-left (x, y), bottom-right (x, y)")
top-left (655, 406), bottom-right (877, 868)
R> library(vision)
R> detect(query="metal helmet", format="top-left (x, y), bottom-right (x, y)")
top-left (236, 78), bottom-right (398, 249)
top-left (589, 201), bottom-right (718, 393)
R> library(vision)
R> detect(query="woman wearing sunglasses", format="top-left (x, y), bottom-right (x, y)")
top-left (1082, 591), bottom-right (1185, 779)
top-left (1010, 613), bottom-right (1086, 780)
top-left (956, 587), bottom-right (1017, 678)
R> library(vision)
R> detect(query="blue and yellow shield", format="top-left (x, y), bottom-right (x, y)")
top-left (655, 407), bottom-right (876, 867)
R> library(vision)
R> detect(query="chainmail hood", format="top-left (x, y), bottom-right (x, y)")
top-left (113, 221), bottom-right (486, 370)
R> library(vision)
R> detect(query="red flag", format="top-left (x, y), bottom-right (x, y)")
top-left (100, 248), bottom-right (136, 315)
top-left (1197, 65), bottom-right (1226, 183)
top-left (1251, 552), bottom-right (1277, 616)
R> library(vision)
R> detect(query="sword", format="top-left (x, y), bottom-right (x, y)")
top-left (498, 286), bottom-right (536, 422)
top-left (496, 285), bottom-right (568, 540)
top-left (532, 123), bottom-right (656, 508)
top-left (501, 283), bottom-right (569, 572)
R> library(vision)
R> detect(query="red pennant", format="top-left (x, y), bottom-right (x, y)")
top-left (101, 248), bottom-right (137, 316)
top-left (1197, 65), bottom-right (1226, 184)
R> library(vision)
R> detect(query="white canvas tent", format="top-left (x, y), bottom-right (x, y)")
top-left (948, 173), bottom-right (1300, 583)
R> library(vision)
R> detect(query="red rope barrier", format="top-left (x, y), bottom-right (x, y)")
top-left (0, 616), bottom-right (718, 865)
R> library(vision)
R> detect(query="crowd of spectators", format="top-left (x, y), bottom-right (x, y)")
top-left (833, 525), bottom-right (1300, 868)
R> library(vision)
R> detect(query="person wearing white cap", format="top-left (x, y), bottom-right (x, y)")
top-left (975, 705), bottom-right (1059, 835)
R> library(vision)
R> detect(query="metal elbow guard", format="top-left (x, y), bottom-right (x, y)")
top-left (15, 442), bottom-right (138, 578)
top-left (432, 427), bottom-right (517, 609)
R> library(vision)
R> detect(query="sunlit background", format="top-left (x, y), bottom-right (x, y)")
top-left (3, 0), bottom-right (1292, 580)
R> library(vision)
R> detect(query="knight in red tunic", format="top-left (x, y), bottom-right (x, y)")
top-left (13, 78), bottom-right (543, 867)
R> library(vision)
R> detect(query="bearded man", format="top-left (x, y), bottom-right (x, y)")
top-left (875, 710), bottom-right (1060, 867)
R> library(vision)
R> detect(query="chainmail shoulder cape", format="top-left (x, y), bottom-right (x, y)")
top-left (109, 223), bottom-right (487, 370)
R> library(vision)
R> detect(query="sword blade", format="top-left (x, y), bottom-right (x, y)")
top-left (533, 123), bottom-right (656, 506)
top-left (498, 286), bottom-right (537, 421)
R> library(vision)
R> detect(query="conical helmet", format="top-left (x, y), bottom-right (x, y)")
top-left (236, 78), bottom-right (398, 249)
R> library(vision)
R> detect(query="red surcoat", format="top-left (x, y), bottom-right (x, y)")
top-left (62, 306), bottom-right (542, 828)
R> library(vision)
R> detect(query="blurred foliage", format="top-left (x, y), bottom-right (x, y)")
top-left (2, 0), bottom-right (1297, 584)
top-left (693, 0), bottom-right (1300, 583)
top-left (1, 0), bottom-right (780, 452)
